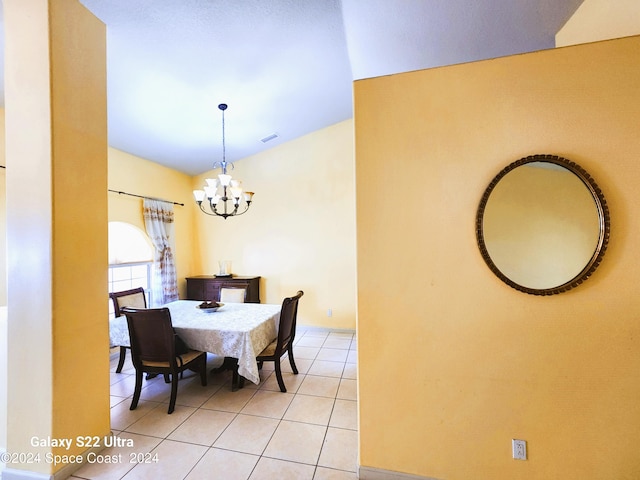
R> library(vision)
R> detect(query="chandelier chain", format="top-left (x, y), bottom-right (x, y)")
top-left (221, 105), bottom-right (226, 170)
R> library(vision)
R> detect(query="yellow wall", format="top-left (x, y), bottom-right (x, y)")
top-left (50, 1), bottom-right (109, 464)
top-left (108, 148), bottom-right (197, 298)
top-left (556, 0), bottom-right (640, 46)
top-left (193, 119), bottom-right (356, 329)
top-left (355, 35), bottom-right (640, 480)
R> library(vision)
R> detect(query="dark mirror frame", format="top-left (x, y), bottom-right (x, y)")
top-left (476, 154), bottom-right (610, 296)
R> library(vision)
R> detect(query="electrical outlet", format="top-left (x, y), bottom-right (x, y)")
top-left (512, 439), bottom-right (527, 460)
top-left (327, 308), bottom-right (333, 317)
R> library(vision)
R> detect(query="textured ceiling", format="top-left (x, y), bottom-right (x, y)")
top-left (0, 0), bottom-right (584, 175)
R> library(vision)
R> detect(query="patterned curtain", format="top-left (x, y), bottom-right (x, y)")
top-left (143, 199), bottom-right (179, 306)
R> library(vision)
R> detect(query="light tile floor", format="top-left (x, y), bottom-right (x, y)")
top-left (71, 328), bottom-right (358, 480)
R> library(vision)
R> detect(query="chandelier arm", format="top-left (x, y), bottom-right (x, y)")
top-left (196, 201), bottom-right (220, 217)
top-left (196, 200), bottom-right (252, 219)
top-left (232, 205), bottom-right (251, 216)
top-left (220, 204), bottom-right (249, 219)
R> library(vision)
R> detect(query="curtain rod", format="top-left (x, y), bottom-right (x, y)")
top-left (108, 189), bottom-right (184, 206)
top-left (0, 171), bottom-right (182, 205)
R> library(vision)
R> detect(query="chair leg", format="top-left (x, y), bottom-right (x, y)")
top-left (130, 370), bottom-right (143, 410)
top-left (287, 347), bottom-right (299, 375)
top-left (168, 373), bottom-right (178, 414)
top-left (274, 358), bottom-right (286, 393)
top-left (116, 347), bottom-right (127, 373)
top-left (199, 355), bottom-right (208, 386)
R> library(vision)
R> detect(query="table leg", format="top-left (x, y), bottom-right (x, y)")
top-left (211, 356), bottom-right (238, 374)
top-left (211, 356), bottom-right (245, 391)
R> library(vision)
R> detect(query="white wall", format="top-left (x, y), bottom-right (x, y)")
top-left (556, 0), bottom-right (640, 47)
top-left (0, 113), bottom-right (6, 307)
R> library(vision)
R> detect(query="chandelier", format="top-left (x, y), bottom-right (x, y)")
top-left (193, 104), bottom-right (254, 219)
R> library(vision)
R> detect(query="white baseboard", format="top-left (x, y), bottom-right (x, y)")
top-left (297, 324), bottom-right (356, 334)
top-left (358, 465), bottom-right (442, 480)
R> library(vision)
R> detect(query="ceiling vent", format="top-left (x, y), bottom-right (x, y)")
top-left (260, 133), bottom-right (279, 143)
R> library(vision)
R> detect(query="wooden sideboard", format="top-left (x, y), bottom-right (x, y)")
top-left (185, 275), bottom-right (261, 303)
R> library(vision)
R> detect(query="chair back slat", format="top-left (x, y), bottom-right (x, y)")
top-left (219, 287), bottom-right (247, 303)
top-left (275, 291), bottom-right (303, 355)
top-left (122, 307), bottom-right (176, 365)
top-left (110, 287), bottom-right (147, 317)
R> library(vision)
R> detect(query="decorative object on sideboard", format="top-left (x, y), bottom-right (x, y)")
top-left (193, 103), bottom-right (255, 219)
top-left (217, 260), bottom-right (232, 277)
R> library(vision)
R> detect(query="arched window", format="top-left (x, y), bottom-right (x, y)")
top-left (108, 222), bottom-right (154, 316)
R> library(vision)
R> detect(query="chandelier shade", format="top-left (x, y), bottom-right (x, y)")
top-left (193, 104), bottom-right (254, 219)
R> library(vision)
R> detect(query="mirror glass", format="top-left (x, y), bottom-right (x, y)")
top-left (476, 155), bottom-right (609, 295)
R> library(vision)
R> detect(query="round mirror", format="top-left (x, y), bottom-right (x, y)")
top-left (476, 154), bottom-right (610, 295)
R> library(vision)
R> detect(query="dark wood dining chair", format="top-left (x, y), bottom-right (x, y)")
top-left (250, 290), bottom-right (304, 392)
top-left (109, 287), bottom-right (147, 373)
top-left (121, 307), bottom-right (208, 414)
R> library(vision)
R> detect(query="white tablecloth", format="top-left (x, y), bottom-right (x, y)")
top-left (110, 300), bottom-right (281, 384)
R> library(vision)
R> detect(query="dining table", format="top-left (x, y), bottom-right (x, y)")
top-left (109, 300), bottom-right (281, 386)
